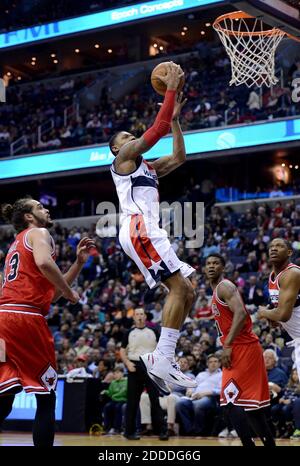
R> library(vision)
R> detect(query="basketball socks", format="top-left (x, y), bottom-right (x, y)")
top-left (154, 327), bottom-right (179, 362)
top-left (0, 394), bottom-right (15, 426)
top-left (226, 404), bottom-right (256, 447)
top-left (246, 408), bottom-right (276, 447)
top-left (33, 390), bottom-right (56, 447)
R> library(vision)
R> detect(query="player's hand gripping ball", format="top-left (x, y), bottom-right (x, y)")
top-left (151, 61), bottom-right (185, 96)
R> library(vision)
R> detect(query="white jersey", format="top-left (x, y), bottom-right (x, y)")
top-left (268, 263), bottom-right (300, 340)
top-left (110, 156), bottom-right (160, 225)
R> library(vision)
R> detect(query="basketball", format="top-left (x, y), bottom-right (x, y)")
top-left (151, 62), bottom-right (185, 96)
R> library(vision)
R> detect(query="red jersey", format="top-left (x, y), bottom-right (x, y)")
top-left (211, 279), bottom-right (258, 345)
top-left (0, 227), bottom-right (56, 316)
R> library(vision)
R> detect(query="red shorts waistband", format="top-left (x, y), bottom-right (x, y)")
top-left (0, 304), bottom-right (44, 316)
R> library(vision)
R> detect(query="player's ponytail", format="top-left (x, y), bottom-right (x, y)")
top-left (1, 203), bottom-right (14, 223)
top-left (1, 197), bottom-right (33, 232)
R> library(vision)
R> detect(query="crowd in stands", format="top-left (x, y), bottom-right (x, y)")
top-left (1, 49), bottom-right (299, 157)
top-left (1, 195), bottom-right (300, 438)
top-left (0, 0), bottom-right (139, 32)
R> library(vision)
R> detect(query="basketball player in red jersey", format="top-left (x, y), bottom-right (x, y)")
top-left (0, 198), bottom-right (95, 446)
top-left (205, 254), bottom-right (275, 447)
top-left (109, 62), bottom-right (196, 394)
top-left (258, 238), bottom-right (300, 378)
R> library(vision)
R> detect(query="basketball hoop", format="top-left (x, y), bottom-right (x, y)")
top-left (213, 11), bottom-right (298, 88)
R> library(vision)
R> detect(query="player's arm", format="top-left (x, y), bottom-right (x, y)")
top-left (151, 93), bottom-right (187, 178)
top-left (218, 281), bottom-right (248, 368)
top-left (29, 228), bottom-right (78, 303)
top-left (116, 63), bottom-right (183, 164)
top-left (258, 269), bottom-right (300, 322)
top-left (52, 237), bottom-right (96, 302)
top-left (219, 281), bottom-right (248, 346)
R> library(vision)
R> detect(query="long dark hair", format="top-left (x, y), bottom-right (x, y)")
top-left (1, 197), bottom-right (33, 233)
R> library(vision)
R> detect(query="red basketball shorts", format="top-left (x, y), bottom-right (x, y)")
top-left (0, 309), bottom-right (57, 395)
top-left (220, 341), bottom-right (270, 410)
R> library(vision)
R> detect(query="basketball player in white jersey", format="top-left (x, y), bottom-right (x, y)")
top-left (257, 238), bottom-right (300, 378)
top-left (109, 63), bottom-right (196, 394)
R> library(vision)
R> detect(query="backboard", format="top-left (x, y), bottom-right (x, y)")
top-left (230, 0), bottom-right (300, 40)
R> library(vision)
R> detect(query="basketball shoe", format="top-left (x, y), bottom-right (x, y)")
top-left (140, 352), bottom-right (197, 394)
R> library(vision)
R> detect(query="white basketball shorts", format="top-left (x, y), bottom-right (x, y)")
top-left (119, 214), bottom-right (195, 289)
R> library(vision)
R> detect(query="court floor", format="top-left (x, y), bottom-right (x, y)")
top-left (0, 432), bottom-right (299, 446)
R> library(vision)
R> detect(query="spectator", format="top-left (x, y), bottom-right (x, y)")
top-left (102, 366), bottom-right (128, 435)
top-left (176, 354), bottom-right (222, 435)
top-left (271, 368), bottom-right (300, 438)
top-left (264, 349), bottom-right (288, 399)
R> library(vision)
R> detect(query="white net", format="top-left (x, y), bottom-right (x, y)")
top-left (213, 14), bottom-right (286, 88)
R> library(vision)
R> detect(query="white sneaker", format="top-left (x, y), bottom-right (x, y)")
top-left (106, 428), bottom-right (118, 435)
top-left (141, 352), bottom-right (197, 391)
top-left (218, 428), bottom-right (230, 438)
top-left (229, 429), bottom-right (238, 438)
top-left (140, 353), bottom-right (171, 395)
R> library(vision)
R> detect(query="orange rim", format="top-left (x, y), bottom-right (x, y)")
top-left (213, 10), bottom-right (300, 41)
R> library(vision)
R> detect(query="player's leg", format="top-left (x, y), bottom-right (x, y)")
top-left (225, 403), bottom-right (256, 447)
top-left (246, 408), bottom-right (276, 447)
top-left (156, 272), bottom-right (195, 355)
top-left (32, 390), bottom-right (56, 447)
top-left (182, 276), bottom-right (196, 323)
top-left (121, 217), bottom-right (196, 390)
top-left (141, 272), bottom-right (196, 390)
top-left (0, 394), bottom-right (15, 426)
top-left (294, 343), bottom-right (300, 381)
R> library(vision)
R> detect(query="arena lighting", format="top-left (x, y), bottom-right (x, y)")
top-left (281, 163), bottom-right (286, 167)
top-left (205, 22), bottom-right (211, 26)
top-left (31, 61), bottom-right (36, 66)
top-left (1, 117), bottom-right (300, 180)
top-left (295, 165), bottom-right (299, 169)
top-left (0, 0), bottom-right (221, 49)
top-left (108, 49), bottom-right (113, 53)
top-left (53, 59), bottom-right (58, 64)
top-left (50, 53), bottom-right (56, 57)
top-left (94, 43), bottom-right (100, 48)
top-left (183, 26), bottom-right (188, 31)
top-left (6, 72), bottom-right (11, 76)
top-left (17, 76), bottom-right (21, 80)
top-left (159, 45), bottom-right (164, 50)
top-left (153, 43), bottom-right (158, 47)
top-left (289, 165), bottom-right (293, 168)
top-left (31, 57), bottom-right (36, 61)
top-left (75, 48), bottom-right (80, 53)
top-left (201, 30), bottom-right (205, 35)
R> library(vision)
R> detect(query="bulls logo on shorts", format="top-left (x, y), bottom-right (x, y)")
top-left (223, 379), bottom-right (241, 403)
top-left (40, 364), bottom-right (57, 391)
